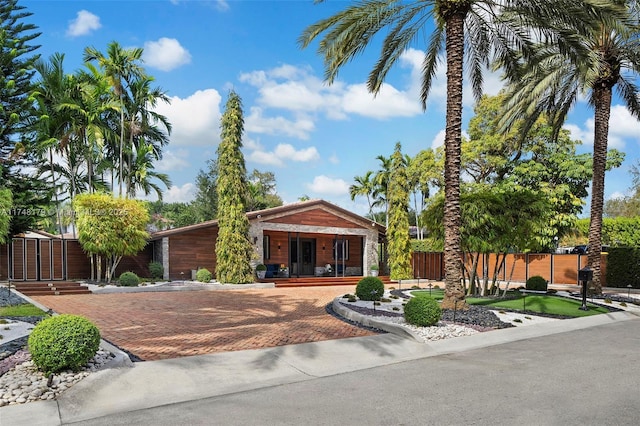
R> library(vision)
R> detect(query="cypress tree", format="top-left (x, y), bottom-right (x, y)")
top-left (215, 91), bottom-right (254, 284)
top-left (387, 142), bottom-right (412, 280)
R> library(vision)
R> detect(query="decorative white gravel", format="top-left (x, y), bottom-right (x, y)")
top-left (0, 349), bottom-right (114, 407)
top-left (367, 315), bottom-right (479, 342)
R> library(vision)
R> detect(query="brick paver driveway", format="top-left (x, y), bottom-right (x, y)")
top-left (32, 285), bottom-right (377, 361)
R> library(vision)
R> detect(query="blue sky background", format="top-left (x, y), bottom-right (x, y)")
top-left (23, 0), bottom-right (640, 217)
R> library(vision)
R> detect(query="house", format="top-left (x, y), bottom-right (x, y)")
top-left (150, 199), bottom-right (386, 280)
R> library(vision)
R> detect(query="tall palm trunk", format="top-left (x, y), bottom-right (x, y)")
top-left (441, 11), bottom-right (468, 310)
top-left (587, 85), bottom-right (612, 294)
top-left (119, 99), bottom-right (125, 197)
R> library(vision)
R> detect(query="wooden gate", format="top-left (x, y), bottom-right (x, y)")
top-left (6, 238), bottom-right (65, 281)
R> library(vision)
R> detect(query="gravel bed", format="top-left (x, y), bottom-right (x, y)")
top-left (0, 348), bottom-right (115, 406)
top-left (0, 288), bottom-right (28, 307)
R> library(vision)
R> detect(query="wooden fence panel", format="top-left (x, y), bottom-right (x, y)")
top-left (11, 239), bottom-right (24, 280)
top-left (39, 240), bottom-right (52, 280)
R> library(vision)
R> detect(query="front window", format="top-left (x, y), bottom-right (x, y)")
top-left (332, 239), bottom-right (349, 260)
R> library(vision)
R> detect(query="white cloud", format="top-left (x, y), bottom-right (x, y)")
top-left (306, 175), bottom-right (350, 195)
top-left (163, 183), bottom-right (196, 203)
top-left (240, 61), bottom-right (422, 122)
top-left (245, 107), bottom-right (315, 139)
top-left (156, 150), bottom-right (190, 172)
top-left (66, 10), bottom-right (101, 37)
top-left (247, 143), bottom-right (320, 167)
top-left (565, 105), bottom-right (640, 150)
top-left (342, 83), bottom-right (421, 119)
top-left (154, 89), bottom-right (222, 146)
top-left (143, 38), bottom-right (191, 72)
top-left (274, 144), bottom-right (319, 162)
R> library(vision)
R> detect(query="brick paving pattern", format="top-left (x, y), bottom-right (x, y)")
top-left (32, 285), bottom-right (376, 361)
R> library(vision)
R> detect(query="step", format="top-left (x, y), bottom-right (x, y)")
top-left (11, 281), bottom-right (92, 296)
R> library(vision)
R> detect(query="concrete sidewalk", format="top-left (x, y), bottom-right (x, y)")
top-left (2, 310), bottom-right (637, 426)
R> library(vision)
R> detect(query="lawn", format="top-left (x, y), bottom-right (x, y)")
top-left (0, 303), bottom-right (48, 317)
top-left (409, 289), bottom-right (609, 317)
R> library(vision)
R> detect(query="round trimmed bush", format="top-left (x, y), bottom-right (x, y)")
top-left (196, 268), bottom-right (212, 283)
top-left (526, 275), bottom-right (548, 292)
top-left (355, 276), bottom-right (385, 301)
top-left (148, 261), bottom-right (164, 280)
top-left (119, 271), bottom-right (140, 287)
top-left (404, 296), bottom-right (442, 327)
top-left (28, 314), bottom-right (101, 374)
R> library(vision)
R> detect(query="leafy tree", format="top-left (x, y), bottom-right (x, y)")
top-left (215, 91), bottom-right (254, 284)
top-left (246, 169), bottom-right (283, 211)
top-left (464, 93), bottom-right (624, 243)
top-left (386, 143), bottom-right (412, 280)
top-left (73, 193), bottom-right (149, 283)
top-left (500, 0), bottom-right (640, 293)
top-left (147, 201), bottom-right (200, 231)
top-left (0, 188), bottom-right (11, 243)
top-left (299, 0), bottom-right (609, 309)
top-left (423, 183), bottom-right (550, 294)
top-left (605, 160), bottom-right (640, 217)
top-left (192, 158), bottom-right (219, 222)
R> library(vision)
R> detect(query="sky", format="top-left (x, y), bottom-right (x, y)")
top-left (21, 0), bottom-right (640, 217)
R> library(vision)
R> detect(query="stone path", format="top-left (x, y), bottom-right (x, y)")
top-left (31, 285), bottom-right (375, 361)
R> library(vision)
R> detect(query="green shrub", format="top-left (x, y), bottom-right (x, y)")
top-left (606, 247), bottom-right (640, 288)
top-left (355, 276), bottom-right (385, 301)
top-left (119, 271), bottom-right (140, 287)
top-left (148, 261), bottom-right (164, 279)
top-left (526, 275), bottom-right (548, 291)
top-left (196, 268), bottom-right (212, 283)
top-left (28, 314), bottom-right (100, 374)
top-left (404, 296), bottom-right (441, 327)
top-left (255, 264), bottom-right (267, 271)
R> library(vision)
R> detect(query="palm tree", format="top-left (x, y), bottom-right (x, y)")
top-left (123, 75), bottom-right (172, 197)
top-left (84, 41), bottom-right (145, 197)
top-left (500, 1), bottom-right (639, 293)
top-left (300, 0), bottom-right (618, 309)
top-left (372, 154), bottom-right (392, 228)
top-left (349, 170), bottom-right (376, 217)
top-left (125, 142), bottom-right (172, 200)
top-left (66, 63), bottom-right (119, 193)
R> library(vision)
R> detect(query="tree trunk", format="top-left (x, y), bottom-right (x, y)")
top-left (441, 12), bottom-right (467, 310)
top-left (587, 85), bottom-right (612, 295)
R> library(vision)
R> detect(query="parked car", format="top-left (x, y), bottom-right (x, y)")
top-left (571, 245), bottom-right (588, 254)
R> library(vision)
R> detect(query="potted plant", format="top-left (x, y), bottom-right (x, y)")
top-left (370, 263), bottom-right (379, 277)
top-left (256, 263), bottom-right (267, 279)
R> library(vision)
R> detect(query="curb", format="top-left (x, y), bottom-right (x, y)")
top-left (332, 298), bottom-right (423, 342)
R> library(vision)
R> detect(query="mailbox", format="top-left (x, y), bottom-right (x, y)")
top-left (578, 266), bottom-right (593, 282)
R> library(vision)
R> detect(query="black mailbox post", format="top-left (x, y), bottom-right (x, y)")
top-left (578, 266), bottom-right (593, 311)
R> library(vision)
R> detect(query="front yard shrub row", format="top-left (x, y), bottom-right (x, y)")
top-left (28, 314), bottom-right (100, 374)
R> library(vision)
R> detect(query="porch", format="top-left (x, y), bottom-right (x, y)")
top-left (266, 275), bottom-right (393, 288)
